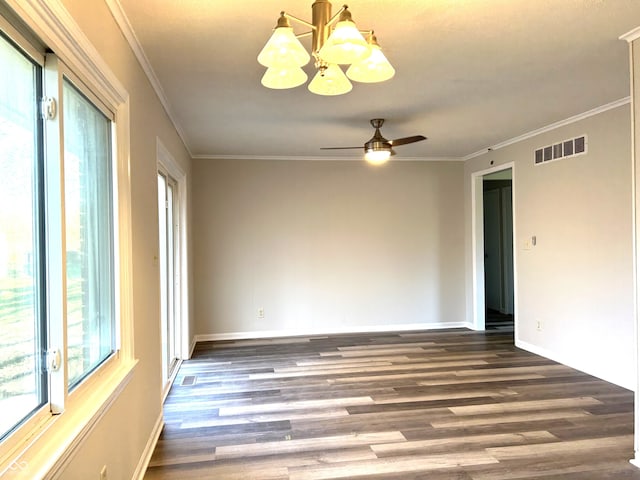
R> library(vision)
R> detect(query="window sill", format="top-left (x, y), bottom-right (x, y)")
top-left (0, 358), bottom-right (138, 479)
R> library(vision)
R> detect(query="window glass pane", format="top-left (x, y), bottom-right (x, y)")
top-left (63, 79), bottom-right (114, 388)
top-left (0, 34), bottom-right (46, 439)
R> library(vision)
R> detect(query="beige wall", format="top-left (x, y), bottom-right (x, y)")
top-left (47, 0), bottom-right (192, 478)
top-left (464, 105), bottom-right (635, 389)
top-left (192, 159), bottom-right (465, 337)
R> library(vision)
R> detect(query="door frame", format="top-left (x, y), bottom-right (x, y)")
top-left (157, 139), bottom-right (189, 397)
top-left (471, 162), bottom-right (517, 333)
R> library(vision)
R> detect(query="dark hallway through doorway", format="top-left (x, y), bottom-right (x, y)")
top-left (483, 169), bottom-right (514, 331)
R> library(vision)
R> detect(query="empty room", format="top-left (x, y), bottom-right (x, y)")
top-left (2, 1), bottom-right (640, 479)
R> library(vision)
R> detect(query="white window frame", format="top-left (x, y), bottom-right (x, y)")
top-left (0, 0), bottom-right (135, 477)
top-left (0, 11), bottom-right (51, 462)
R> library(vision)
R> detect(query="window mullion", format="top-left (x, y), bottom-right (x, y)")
top-left (43, 53), bottom-right (68, 414)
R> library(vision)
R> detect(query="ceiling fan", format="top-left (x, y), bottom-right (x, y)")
top-left (321, 118), bottom-right (427, 165)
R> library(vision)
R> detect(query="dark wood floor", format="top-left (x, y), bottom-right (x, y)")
top-left (144, 328), bottom-right (639, 479)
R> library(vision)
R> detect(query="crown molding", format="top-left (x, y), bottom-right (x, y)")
top-left (187, 97), bottom-right (631, 163)
top-left (5, 0), bottom-right (127, 106)
top-left (191, 154), bottom-right (463, 162)
top-left (620, 26), bottom-right (640, 43)
top-left (105, 0), bottom-right (193, 157)
top-left (463, 97), bottom-right (631, 161)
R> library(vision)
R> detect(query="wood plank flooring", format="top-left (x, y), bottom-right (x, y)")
top-left (144, 328), bottom-right (640, 479)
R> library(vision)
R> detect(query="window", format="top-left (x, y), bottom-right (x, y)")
top-left (63, 79), bottom-right (115, 388)
top-left (0, 0), bottom-right (133, 468)
top-left (1, 40), bottom-right (119, 436)
top-left (0, 31), bottom-right (46, 441)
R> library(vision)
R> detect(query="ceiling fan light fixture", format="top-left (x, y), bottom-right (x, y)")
top-left (364, 148), bottom-right (391, 165)
top-left (308, 64), bottom-right (352, 95)
top-left (321, 119), bottom-right (426, 163)
top-left (261, 65), bottom-right (308, 89)
top-left (318, 8), bottom-right (371, 65)
top-left (346, 35), bottom-right (395, 83)
top-left (257, 15), bottom-right (310, 68)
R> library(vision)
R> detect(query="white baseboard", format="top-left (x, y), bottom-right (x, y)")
top-left (194, 322), bottom-right (472, 342)
top-left (515, 339), bottom-right (633, 391)
top-left (132, 412), bottom-right (164, 480)
top-left (188, 337), bottom-right (197, 358)
top-left (162, 359), bottom-right (183, 403)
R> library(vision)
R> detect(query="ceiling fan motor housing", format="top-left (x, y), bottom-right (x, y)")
top-left (365, 138), bottom-right (392, 153)
top-left (366, 118), bottom-right (392, 153)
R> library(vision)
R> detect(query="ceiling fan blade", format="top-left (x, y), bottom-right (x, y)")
top-left (320, 146), bottom-right (363, 150)
top-left (389, 135), bottom-right (427, 147)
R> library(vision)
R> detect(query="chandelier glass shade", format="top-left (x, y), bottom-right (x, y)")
top-left (258, 1), bottom-right (394, 95)
top-left (317, 13), bottom-right (370, 65)
top-left (346, 35), bottom-right (395, 83)
top-left (261, 65), bottom-right (308, 89)
top-left (308, 63), bottom-right (352, 95)
top-left (258, 25), bottom-right (310, 68)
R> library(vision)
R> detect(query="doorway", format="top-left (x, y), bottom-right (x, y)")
top-left (482, 170), bottom-right (514, 330)
top-left (156, 139), bottom-right (190, 401)
top-left (158, 170), bottom-right (181, 384)
top-left (471, 163), bottom-right (516, 332)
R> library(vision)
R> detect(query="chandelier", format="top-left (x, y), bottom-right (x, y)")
top-left (258, 1), bottom-right (395, 96)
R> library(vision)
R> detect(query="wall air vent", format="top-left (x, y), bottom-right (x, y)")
top-left (534, 135), bottom-right (587, 165)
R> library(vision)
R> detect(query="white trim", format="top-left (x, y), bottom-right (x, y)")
top-left (470, 162), bottom-right (516, 332)
top-left (188, 337), bottom-right (197, 359)
top-left (0, 361), bottom-right (137, 479)
top-left (114, 97), bottom-right (135, 364)
top-left (463, 98), bottom-right (631, 161)
top-left (5, 0), bottom-right (127, 108)
top-left (157, 140), bottom-right (186, 179)
top-left (471, 172), bottom-right (485, 331)
top-left (194, 322), bottom-right (472, 342)
top-left (621, 27), bottom-right (640, 43)
top-left (132, 412), bottom-right (164, 480)
top-left (192, 154), bottom-right (463, 162)
top-left (0, 8), bottom-right (44, 63)
top-left (156, 139), bottom-right (190, 363)
top-left (511, 171), bottom-right (519, 343)
top-left (628, 38), bottom-right (640, 468)
top-left (104, 0), bottom-right (192, 157)
top-left (162, 359), bottom-right (182, 404)
top-left (516, 339), bottom-right (633, 391)
top-left (192, 98), bottom-right (630, 163)
top-left (47, 363), bottom-right (137, 480)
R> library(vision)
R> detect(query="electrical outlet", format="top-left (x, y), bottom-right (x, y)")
top-left (257, 307), bottom-right (264, 319)
top-left (536, 320), bottom-right (542, 331)
top-left (100, 465), bottom-right (108, 480)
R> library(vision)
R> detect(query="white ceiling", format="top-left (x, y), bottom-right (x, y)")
top-left (114, 0), bottom-right (640, 160)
